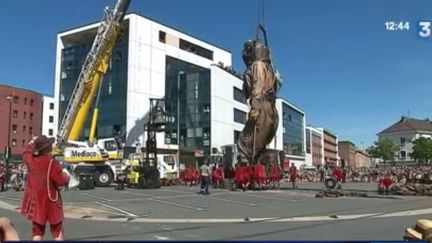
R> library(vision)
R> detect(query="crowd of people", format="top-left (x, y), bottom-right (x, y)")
top-left (179, 162), bottom-right (432, 190)
top-left (295, 166), bottom-right (432, 185)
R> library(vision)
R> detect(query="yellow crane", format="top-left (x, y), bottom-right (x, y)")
top-left (55, 0), bottom-right (131, 187)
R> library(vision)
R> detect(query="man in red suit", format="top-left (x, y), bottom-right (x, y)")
top-left (21, 136), bottom-right (70, 240)
top-left (253, 162), bottom-right (266, 190)
top-left (332, 166), bottom-right (343, 189)
top-left (289, 163), bottom-right (298, 188)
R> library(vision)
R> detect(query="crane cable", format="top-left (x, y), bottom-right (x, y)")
top-left (255, 0), bottom-right (282, 91)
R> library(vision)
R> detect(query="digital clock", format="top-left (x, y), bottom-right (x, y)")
top-left (385, 21), bottom-right (410, 31)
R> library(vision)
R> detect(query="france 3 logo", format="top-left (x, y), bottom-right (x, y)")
top-left (418, 20), bottom-right (432, 38)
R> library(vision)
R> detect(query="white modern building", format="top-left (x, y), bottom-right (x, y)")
top-left (270, 98), bottom-right (306, 167)
top-left (42, 96), bottom-right (57, 137)
top-left (378, 116), bottom-right (432, 164)
top-left (54, 13), bottom-right (249, 164)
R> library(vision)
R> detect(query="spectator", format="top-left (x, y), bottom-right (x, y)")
top-left (21, 136), bottom-right (70, 241)
top-left (199, 161), bottom-right (211, 195)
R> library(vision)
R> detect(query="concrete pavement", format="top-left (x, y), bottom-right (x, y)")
top-left (0, 182), bottom-right (430, 240)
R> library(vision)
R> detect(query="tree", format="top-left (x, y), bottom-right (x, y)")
top-left (366, 138), bottom-right (398, 165)
top-left (410, 137), bottom-right (432, 164)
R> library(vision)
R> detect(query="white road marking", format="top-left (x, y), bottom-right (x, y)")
top-left (82, 194), bottom-right (112, 202)
top-left (235, 192), bottom-right (302, 202)
top-left (194, 195), bottom-right (257, 207)
top-left (120, 191), bottom-right (205, 211)
top-left (0, 196), bottom-right (20, 201)
top-left (375, 208), bottom-right (432, 218)
top-left (154, 235), bottom-right (170, 240)
top-left (54, 206), bottom-right (432, 223)
top-left (147, 198), bottom-right (205, 211)
top-left (95, 202), bottom-right (138, 217)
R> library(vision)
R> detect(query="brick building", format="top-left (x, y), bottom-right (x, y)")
top-left (0, 84), bottom-right (43, 159)
top-left (318, 128), bottom-right (338, 165)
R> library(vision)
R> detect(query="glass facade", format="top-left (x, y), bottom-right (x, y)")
top-left (59, 30), bottom-right (129, 141)
top-left (233, 108), bottom-right (246, 124)
top-left (233, 87), bottom-right (247, 104)
top-left (164, 56), bottom-right (211, 164)
top-left (306, 128), bottom-right (311, 154)
top-left (282, 103), bottom-right (304, 156)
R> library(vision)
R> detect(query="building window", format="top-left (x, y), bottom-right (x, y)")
top-left (23, 126), bottom-right (26, 132)
top-left (24, 97), bottom-right (27, 105)
top-left (30, 99), bottom-right (34, 106)
top-left (49, 116), bottom-right (54, 123)
top-left (49, 103), bottom-right (54, 110)
top-left (13, 96), bottom-right (19, 104)
top-left (12, 124), bottom-right (17, 134)
top-left (400, 137), bottom-right (406, 147)
top-left (233, 108), bottom-right (246, 124)
top-left (108, 82), bottom-right (112, 95)
top-left (24, 112), bottom-right (27, 119)
top-left (179, 39), bottom-right (213, 60)
top-left (22, 140), bottom-right (26, 147)
top-left (12, 110), bottom-right (18, 118)
top-left (29, 127), bottom-right (33, 135)
top-left (12, 139), bottom-right (17, 147)
top-left (30, 113), bottom-right (33, 120)
top-left (234, 130), bottom-right (241, 143)
top-left (400, 151), bottom-right (406, 160)
top-left (48, 129), bottom-right (53, 136)
top-left (159, 31), bottom-right (166, 43)
top-left (233, 87), bottom-right (247, 104)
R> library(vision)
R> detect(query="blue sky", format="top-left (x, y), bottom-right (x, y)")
top-left (1, 0), bottom-right (431, 148)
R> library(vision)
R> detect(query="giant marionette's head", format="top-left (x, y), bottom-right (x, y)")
top-left (242, 39), bottom-right (270, 66)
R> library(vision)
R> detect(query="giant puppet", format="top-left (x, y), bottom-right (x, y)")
top-left (236, 24), bottom-right (281, 167)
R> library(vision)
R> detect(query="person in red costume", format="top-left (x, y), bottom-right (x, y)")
top-left (332, 166), bottom-right (343, 189)
top-left (269, 162), bottom-right (281, 188)
top-left (192, 167), bottom-right (199, 186)
top-left (234, 163), bottom-right (244, 190)
top-left (253, 162), bottom-right (266, 190)
top-left (289, 163), bottom-right (298, 188)
top-left (378, 174), bottom-right (393, 194)
top-left (211, 164), bottom-right (224, 188)
top-left (21, 136), bottom-right (70, 241)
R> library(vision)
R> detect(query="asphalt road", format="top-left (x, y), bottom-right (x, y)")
top-left (0, 182), bottom-right (430, 241)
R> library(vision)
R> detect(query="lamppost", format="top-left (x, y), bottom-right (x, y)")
top-left (5, 96), bottom-right (13, 186)
top-left (177, 71), bottom-right (185, 167)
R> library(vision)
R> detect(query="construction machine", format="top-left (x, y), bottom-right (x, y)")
top-left (54, 0), bottom-right (130, 187)
top-left (124, 98), bottom-right (172, 188)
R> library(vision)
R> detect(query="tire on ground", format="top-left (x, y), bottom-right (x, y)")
top-left (94, 169), bottom-right (113, 187)
top-left (325, 178), bottom-right (337, 189)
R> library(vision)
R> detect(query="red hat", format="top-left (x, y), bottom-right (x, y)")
top-left (32, 136), bottom-right (55, 156)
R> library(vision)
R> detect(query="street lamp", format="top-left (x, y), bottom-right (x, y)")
top-left (5, 96), bottom-right (13, 187)
top-left (177, 71), bottom-right (185, 167)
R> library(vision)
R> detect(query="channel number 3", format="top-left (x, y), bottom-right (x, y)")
top-left (419, 21), bottom-right (431, 38)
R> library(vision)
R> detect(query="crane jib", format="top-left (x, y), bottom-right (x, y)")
top-left (57, 0), bottom-right (131, 146)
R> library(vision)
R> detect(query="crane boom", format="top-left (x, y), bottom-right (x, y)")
top-left (57, 0), bottom-right (130, 146)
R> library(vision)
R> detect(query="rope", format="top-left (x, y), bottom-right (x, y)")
top-left (47, 159), bottom-right (59, 202)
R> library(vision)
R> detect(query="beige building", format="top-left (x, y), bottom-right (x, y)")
top-left (338, 141), bottom-right (356, 168)
top-left (378, 116), bottom-right (432, 165)
top-left (355, 150), bottom-right (372, 168)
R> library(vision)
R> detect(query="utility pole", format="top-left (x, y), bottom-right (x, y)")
top-left (177, 71), bottom-right (185, 167)
top-left (5, 95), bottom-right (13, 187)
